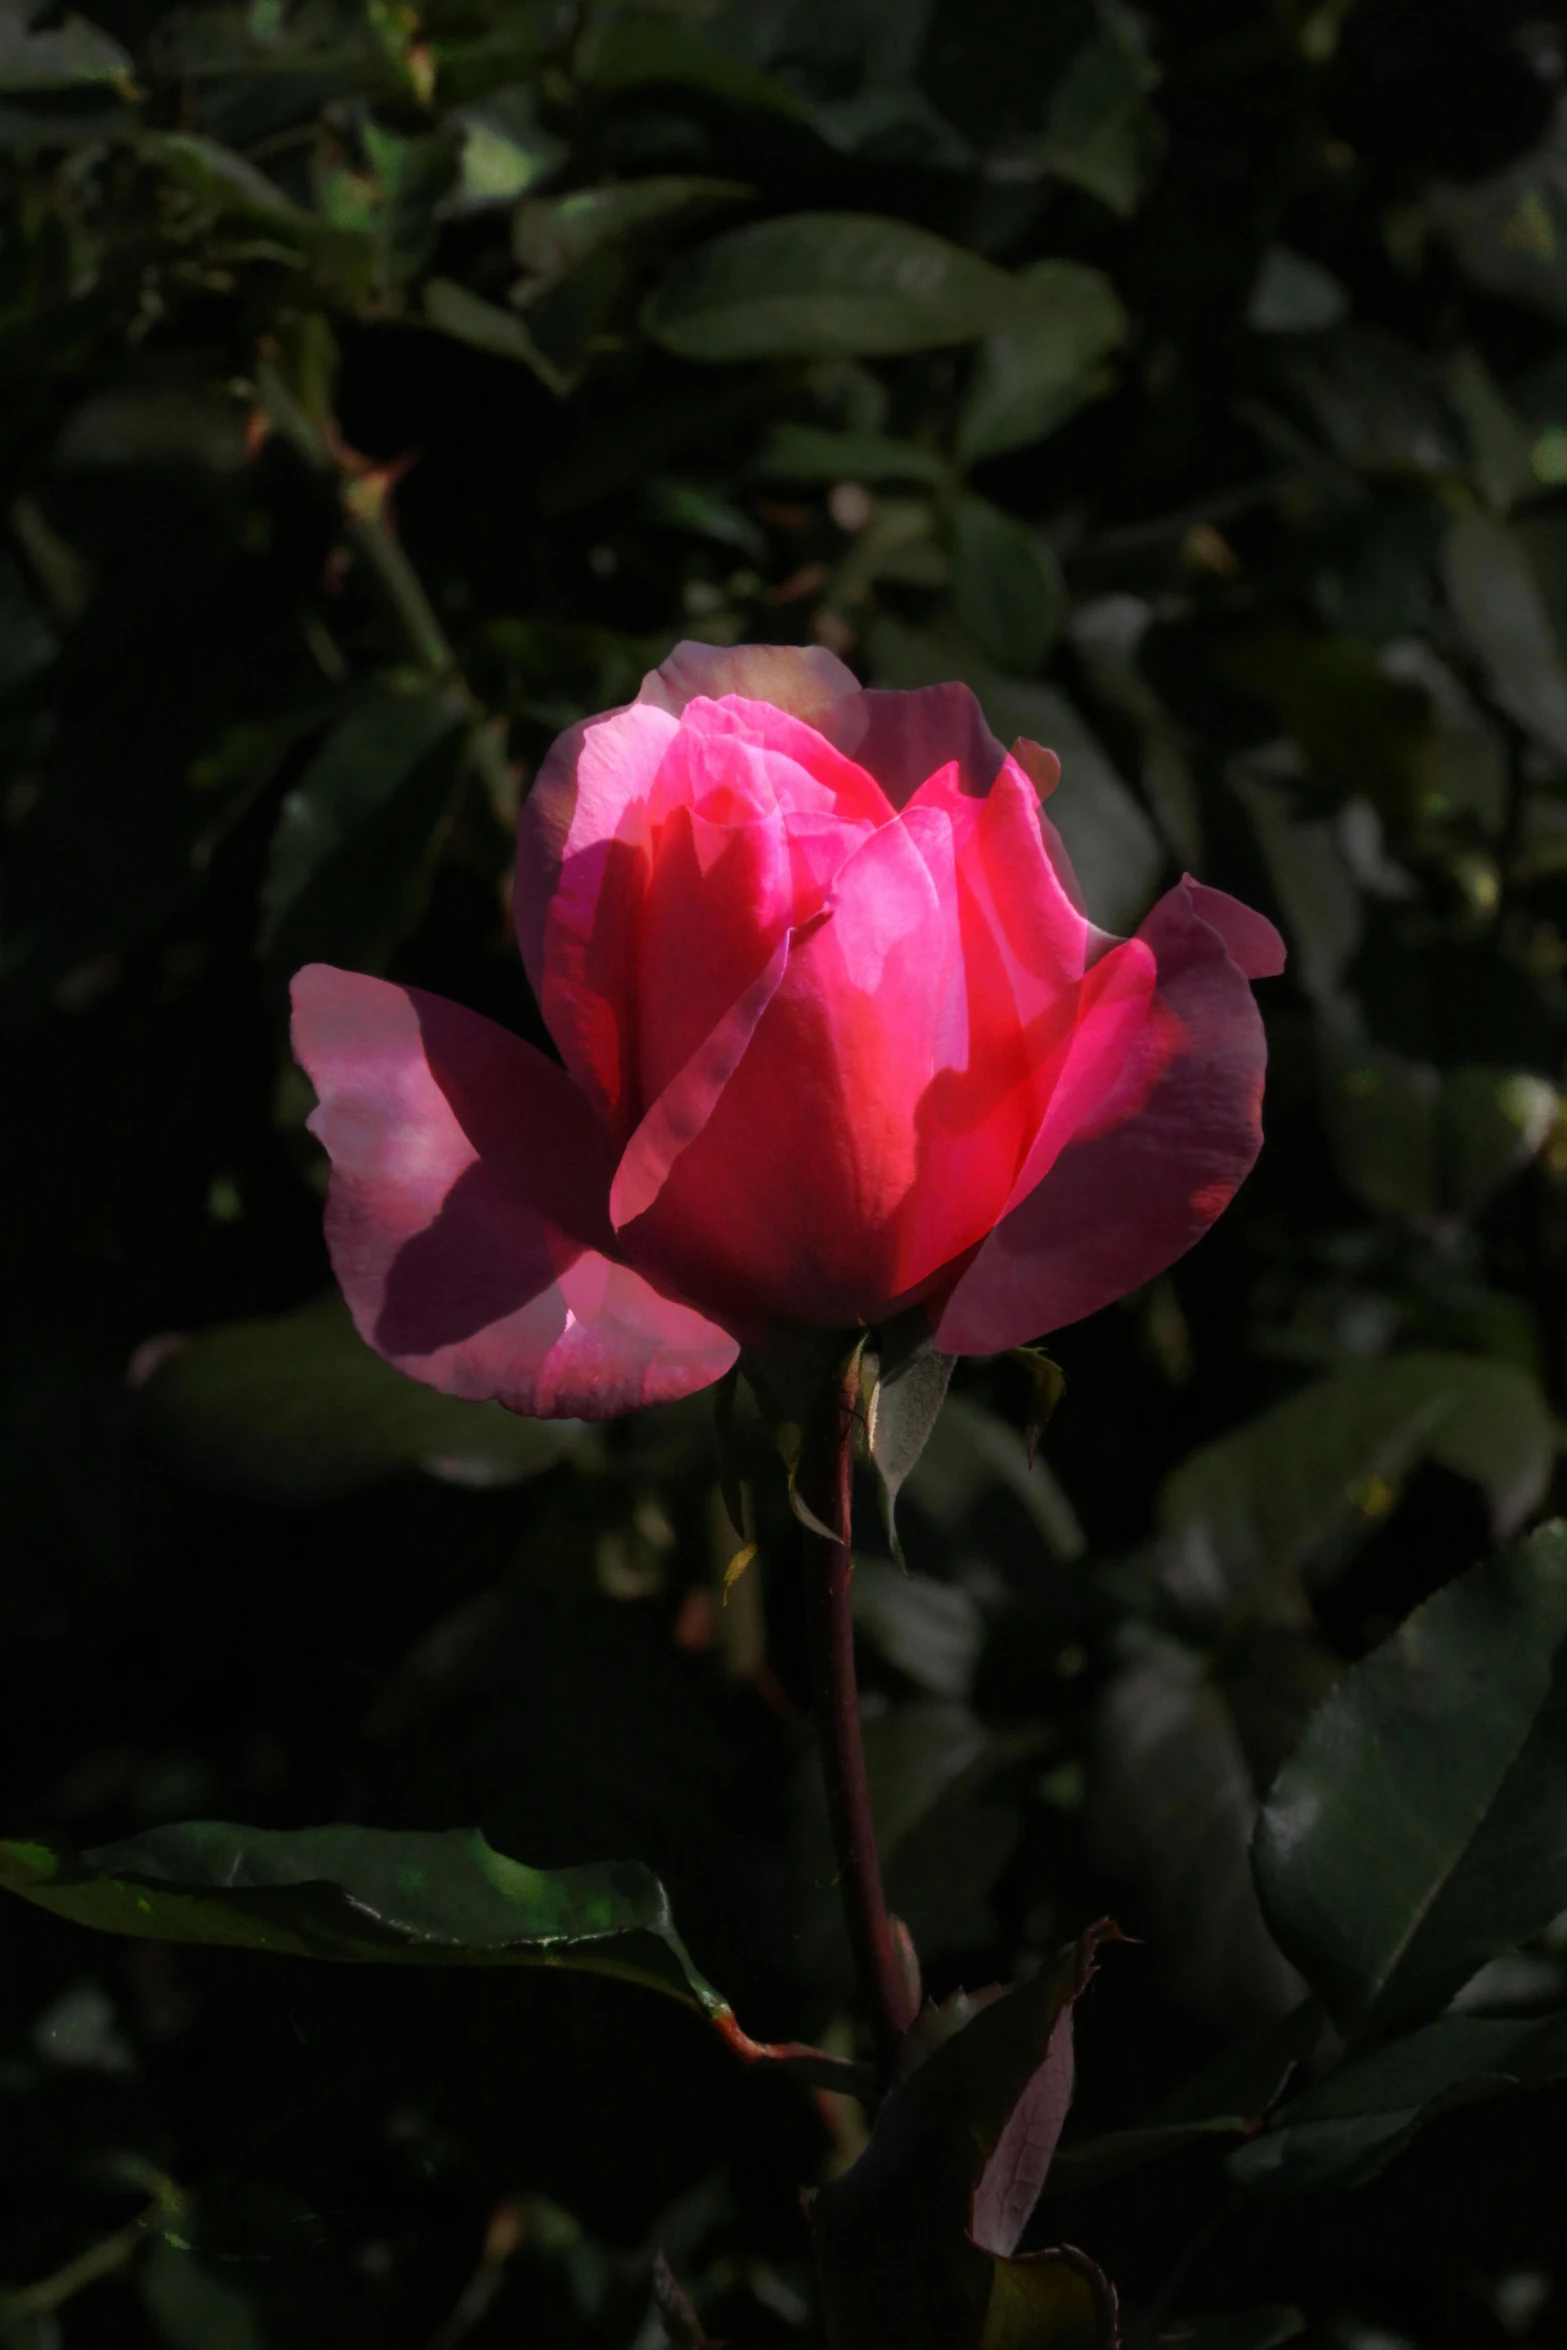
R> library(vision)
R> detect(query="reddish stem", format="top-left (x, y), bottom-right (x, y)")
top-left (805, 1361), bottom-right (920, 2072)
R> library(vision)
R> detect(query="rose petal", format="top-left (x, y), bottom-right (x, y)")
top-left (636, 639), bottom-right (861, 726)
top-left (515, 700), bottom-right (676, 1139)
top-left (1011, 735), bottom-right (1098, 918)
top-left (611, 929), bottom-right (793, 1236)
top-left (292, 965), bottom-right (738, 1418)
top-left (516, 666), bottom-right (880, 1145)
top-left (1183, 875), bottom-right (1286, 978)
top-left (891, 758), bottom-right (1122, 1281)
top-left (635, 697), bottom-right (888, 1101)
top-left (619, 758), bottom-right (1136, 1332)
top-left (1010, 737), bottom-right (1063, 802)
top-left (673, 692), bottom-right (893, 837)
top-left (934, 878), bottom-right (1281, 1353)
top-left (904, 754), bottom-right (1107, 1030)
top-left (824, 679), bottom-right (1008, 808)
top-left (621, 811), bottom-right (1029, 1331)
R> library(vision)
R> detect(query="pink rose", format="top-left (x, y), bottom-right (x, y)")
top-left (292, 643), bottom-right (1283, 1418)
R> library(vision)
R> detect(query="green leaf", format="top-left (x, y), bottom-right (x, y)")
top-left (0, 548), bottom-right (58, 698)
top-left (1160, 1353), bottom-right (1557, 1607)
top-left (0, 8), bottom-right (132, 92)
top-left (1089, 1638), bottom-right (1306, 2031)
top-left (1442, 511), bottom-right (1567, 762)
top-left (445, 99), bottom-right (565, 214)
top-left (1229, 765), bottom-right (1361, 1005)
top-left (1012, 1347), bottom-right (1067, 1466)
top-left (1046, 2001), bottom-right (1322, 2193)
top-left (0, 1819), bottom-right (868, 2096)
top-left (424, 274), bottom-right (577, 392)
top-left (139, 1292), bottom-right (588, 1505)
top-left (853, 1560), bottom-right (983, 1703)
top-left (360, 120), bottom-right (455, 289)
top-left (910, 1392), bottom-right (1086, 1562)
top-left (1248, 247), bottom-right (1347, 336)
top-left (1216, 627), bottom-right (1436, 823)
top-left (646, 213), bottom-right (1032, 362)
top-left (1270, 328), bottom-right (1462, 478)
top-left (979, 2249), bottom-right (1117, 2350)
top-left (147, 131), bottom-right (315, 230)
top-left (868, 1702), bottom-right (992, 1870)
top-left (1317, 1001), bottom-right (1560, 1224)
top-left (1431, 127), bottom-right (1567, 325)
top-left (794, 1696), bottom-right (1014, 1985)
top-left (1253, 1523), bottom-right (1567, 2038)
top-left (755, 422), bottom-right (948, 486)
top-left (880, 1719), bottom-right (1025, 1968)
top-left (1439, 1067), bottom-right (1560, 1217)
top-left (1379, 640), bottom-right (1510, 833)
top-left (1059, 5), bottom-right (1159, 201)
top-left (1315, 1001), bottom-right (1440, 1223)
top-left (511, 177), bottom-right (750, 280)
top-left (866, 1329), bottom-right (956, 1563)
top-left (0, 1820), bottom-right (723, 2003)
top-left (957, 262), bottom-right (1127, 465)
top-left (257, 685), bottom-right (468, 977)
top-left (1229, 2007), bottom-right (1567, 2192)
top-left (811, 1932), bottom-right (1116, 2350)
top-left (580, 17), bottom-right (808, 120)
top-left (141, 2241), bottom-right (267, 2350)
top-left (952, 496), bottom-right (1065, 674)
top-left (641, 475), bottom-right (768, 560)
top-left (515, 250), bottom-right (638, 392)
top-left (1448, 348), bottom-right (1537, 514)
top-left (428, 23), bottom-right (565, 110)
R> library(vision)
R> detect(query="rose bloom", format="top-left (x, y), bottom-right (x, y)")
top-left (292, 644), bottom-right (1283, 1418)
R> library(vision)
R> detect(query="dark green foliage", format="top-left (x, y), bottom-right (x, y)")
top-left (1253, 1526), bottom-right (1567, 2039)
top-left (811, 1931), bottom-right (1115, 2350)
top-left (8, 2), bottom-right (1567, 2345)
top-left (0, 1820), bottom-right (726, 1999)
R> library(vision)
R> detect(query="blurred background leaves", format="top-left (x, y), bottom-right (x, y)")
top-left (7, 0), bottom-right (1567, 2344)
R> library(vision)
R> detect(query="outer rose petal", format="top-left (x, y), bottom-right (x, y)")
top-left (823, 680), bottom-right (1009, 808)
top-left (515, 699), bottom-right (675, 1138)
top-left (1183, 876), bottom-right (1287, 978)
top-left (291, 965), bottom-right (738, 1419)
top-left (934, 879), bottom-right (1283, 1354)
top-left (637, 640), bottom-right (862, 726)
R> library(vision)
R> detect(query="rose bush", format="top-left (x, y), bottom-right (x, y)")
top-left (292, 642), bottom-right (1284, 1418)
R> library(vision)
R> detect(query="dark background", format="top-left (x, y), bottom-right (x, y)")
top-left (5, 0), bottom-right (1567, 2342)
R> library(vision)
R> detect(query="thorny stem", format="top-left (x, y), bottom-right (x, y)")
top-left (804, 1357), bottom-right (920, 2076)
top-left (254, 351), bottom-right (515, 816)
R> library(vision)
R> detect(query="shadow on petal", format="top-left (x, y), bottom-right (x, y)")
top-left (374, 1158), bottom-right (583, 1360)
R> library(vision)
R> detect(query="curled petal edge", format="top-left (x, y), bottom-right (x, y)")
top-left (933, 877), bottom-right (1283, 1355)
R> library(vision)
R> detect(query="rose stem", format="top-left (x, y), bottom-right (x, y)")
top-left (805, 1358), bottom-right (920, 2074)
